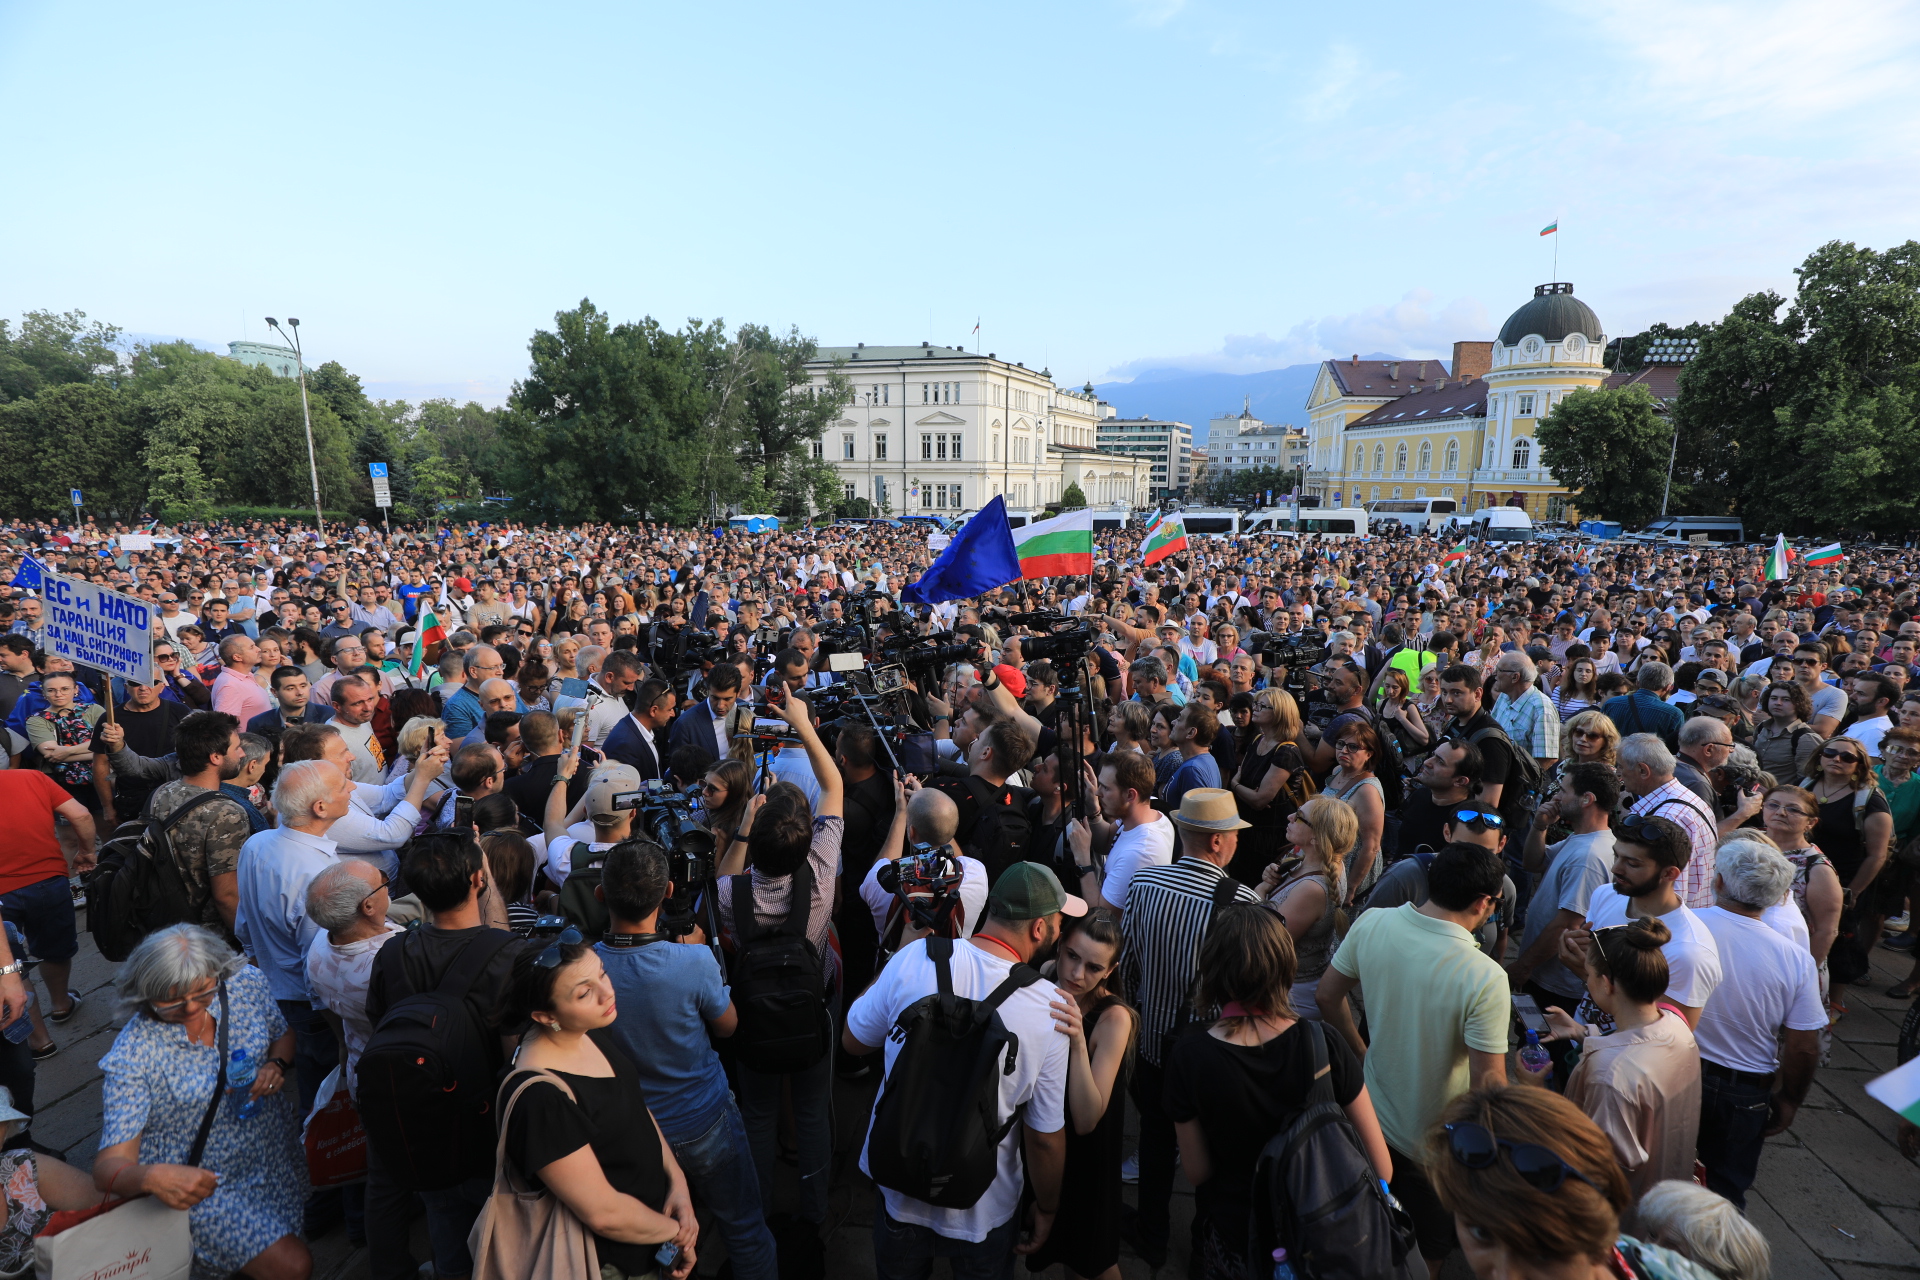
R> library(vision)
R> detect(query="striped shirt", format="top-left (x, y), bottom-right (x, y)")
top-left (1493, 685), bottom-right (1561, 763)
top-left (1631, 778), bottom-right (1719, 909)
top-left (1119, 857), bottom-right (1260, 1066)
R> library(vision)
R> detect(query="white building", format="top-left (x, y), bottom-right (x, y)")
top-left (1205, 400), bottom-right (1308, 478)
top-left (1095, 415), bottom-right (1193, 501)
top-left (804, 344), bottom-right (1151, 516)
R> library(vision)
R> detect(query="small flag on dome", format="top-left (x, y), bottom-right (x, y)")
top-left (1540, 221), bottom-right (1558, 236)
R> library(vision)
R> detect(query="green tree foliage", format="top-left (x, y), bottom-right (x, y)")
top-left (507, 300), bottom-right (852, 523)
top-left (0, 382), bottom-right (147, 518)
top-left (1060, 481), bottom-right (1087, 510)
top-left (1535, 386), bottom-right (1671, 526)
top-left (1198, 464), bottom-right (1294, 504)
top-left (0, 310), bottom-right (121, 403)
top-left (1675, 239), bottom-right (1920, 532)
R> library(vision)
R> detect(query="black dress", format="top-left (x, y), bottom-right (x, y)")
top-left (1026, 996), bottom-right (1131, 1278)
top-left (1228, 739), bottom-right (1304, 887)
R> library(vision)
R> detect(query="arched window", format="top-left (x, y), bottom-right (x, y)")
top-left (1512, 437), bottom-right (1532, 468)
top-left (1415, 487), bottom-right (1427, 498)
top-left (1442, 487), bottom-right (1455, 498)
top-left (1352, 445), bottom-right (1364, 472)
top-left (1394, 443), bottom-right (1408, 472)
top-left (1370, 485), bottom-right (1381, 500)
top-left (1444, 439), bottom-right (1458, 472)
top-left (1485, 441), bottom-right (1497, 469)
top-left (1417, 440), bottom-right (1431, 473)
top-left (1372, 444), bottom-right (1385, 474)
top-left (1392, 487), bottom-right (1403, 499)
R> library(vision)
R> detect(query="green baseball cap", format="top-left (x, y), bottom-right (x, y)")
top-left (987, 862), bottom-right (1087, 922)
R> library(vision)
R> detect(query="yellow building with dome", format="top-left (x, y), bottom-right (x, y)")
top-left (1302, 282), bottom-right (1609, 521)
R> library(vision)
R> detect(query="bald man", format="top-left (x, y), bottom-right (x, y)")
top-left (856, 783), bottom-right (990, 955)
top-left (458, 679), bottom-right (520, 750)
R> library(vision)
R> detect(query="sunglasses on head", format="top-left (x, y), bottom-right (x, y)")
top-left (1445, 1122), bottom-right (1602, 1194)
top-left (533, 923), bottom-right (584, 969)
top-left (1451, 808), bottom-right (1504, 830)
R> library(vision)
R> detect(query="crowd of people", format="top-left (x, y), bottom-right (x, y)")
top-left (0, 510), bottom-right (1912, 1280)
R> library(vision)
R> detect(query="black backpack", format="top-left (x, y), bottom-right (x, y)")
top-left (960, 777), bottom-right (1034, 883)
top-left (356, 928), bottom-right (520, 1191)
top-left (1248, 1020), bottom-right (1421, 1280)
top-left (556, 839), bottom-right (628, 943)
top-left (727, 862), bottom-right (833, 1074)
top-left (1466, 723), bottom-right (1547, 821)
top-left (865, 936), bottom-right (1040, 1208)
top-left (85, 791), bottom-right (240, 962)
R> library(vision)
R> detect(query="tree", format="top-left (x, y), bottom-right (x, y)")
top-left (0, 382), bottom-right (146, 518)
top-left (1676, 239), bottom-right (1920, 533)
top-left (0, 310), bottom-right (121, 403)
top-left (731, 325), bottom-right (854, 500)
top-left (1060, 481), bottom-right (1087, 509)
top-left (1535, 386), bottom-right (1671, 526)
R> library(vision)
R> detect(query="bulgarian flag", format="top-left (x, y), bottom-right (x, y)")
top-left (1867, 1054), bottom-right (1920, 1129)
top-left (1803, 542), bottom-right (1845, 567)
top-left (409, 602), bottom-right (447, 677)
top-left (1441, 541), bottom-right (1471, 564)
top-left (1014, 508), bottom-right (1094, 579)
top-left (1540, 220), bottom-right (1558, 236)
top-left (1765, 532), bottom-right (1792, 582)
top-left (1142, 511), bottom-right (1188, 566)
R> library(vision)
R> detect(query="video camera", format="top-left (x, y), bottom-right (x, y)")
top-left (874, 843), bottom-right (967, 938)
top-left (643, 621), bottom-right (726, 677)
top-left (633, 779), bottom-right (716, 938)
top-left (879, 629), bottom-right (978, 674)
top-left (1007, 610), bottom-right (1096, 663)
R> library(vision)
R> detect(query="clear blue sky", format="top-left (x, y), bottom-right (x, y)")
top-left (5, 0), bottom-right (1918, 406)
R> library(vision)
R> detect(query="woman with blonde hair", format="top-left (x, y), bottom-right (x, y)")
top-left (1257, 795), bottom-right (1357, 1021)
top-left (1229, 688), bottom-right (1307, 884)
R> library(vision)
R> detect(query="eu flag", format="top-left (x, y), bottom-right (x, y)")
top-left (901, 496), bottom-right (1020, 605)
top-left (9, 556), bottom-right (44, 592)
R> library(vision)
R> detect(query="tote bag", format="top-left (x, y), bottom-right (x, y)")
top-left (466, 1070), bottom-right (599, 1280)
top-left (34, 1195), bottom-right (191, 1280)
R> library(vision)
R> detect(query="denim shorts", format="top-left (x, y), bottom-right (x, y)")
top-left (0, 875), bottom-right (77, 962)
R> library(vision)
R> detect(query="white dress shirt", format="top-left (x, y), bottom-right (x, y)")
top-left (235, 825), bottom-right (341, 1003)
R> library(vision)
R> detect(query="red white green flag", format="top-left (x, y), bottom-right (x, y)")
top-left (1765, 533), bottom-right (1792, 581)
top-left (1803, 542), bottom-right (1845, 567)
top-left (1441, 541), bottom-right (1471, 563)
top-left (1142, 512), bottom-right (1187, 565)
top-left (1014, 508), bottom-right (1094, 579)
top-left (409, 603), bottom-right (447, 677)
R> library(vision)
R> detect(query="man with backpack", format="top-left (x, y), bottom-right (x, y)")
top-left (359, 832), bottom-right (525, 1280)
top-left (137, 711), bottom-right (251, 941)
top-left (843, 862), bottom-right (1080, 1279)
top-left (1117, 788), bottom-right (1261, 1269)
top-left (931, 713), bottom-right (1038, 884)
top-left (714, 692), bottom-right (842, 1239)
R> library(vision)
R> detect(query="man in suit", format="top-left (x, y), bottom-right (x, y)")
top-left (667, 662), bottom-right (742, 763)
top-left (602, 677), bottom-right (677, 781)
top-left (245, 665), bottom-right (334, 740)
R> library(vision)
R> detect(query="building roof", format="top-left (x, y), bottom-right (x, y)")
top-left (811, 344), bottom-right (1049, 377)
top-left (1346, 377), bottom-right (1489, 429)
top-left (1497, 283), bottom-right (1603, 346)
top-left (1323, 357), bottom-right (1446, 397)
top-left (1603, 363), bottom-right (1684, 401)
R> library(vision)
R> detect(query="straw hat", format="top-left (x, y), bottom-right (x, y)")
top-left (1167, 788), bottom-right (1251, 832)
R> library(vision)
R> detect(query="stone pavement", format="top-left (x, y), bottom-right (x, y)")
top-left (26, 923), bottom-right (1920, 1280)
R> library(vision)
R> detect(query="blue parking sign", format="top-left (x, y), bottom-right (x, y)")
top-left (368, 463), bottom-right (388, 479)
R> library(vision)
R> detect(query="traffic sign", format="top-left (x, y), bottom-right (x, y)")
top-left (368, 463), bottom-right (388, 479)
top-left (370, 462), bottom-right (392, 509)
top-left (69, 489), bottom-right (82, 508)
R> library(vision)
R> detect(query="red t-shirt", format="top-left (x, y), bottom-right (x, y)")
top-left (0, 771), bottom-right (73, 894)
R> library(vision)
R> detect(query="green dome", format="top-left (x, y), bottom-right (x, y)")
top-left (1498, 283), bottom-right (1602, 346)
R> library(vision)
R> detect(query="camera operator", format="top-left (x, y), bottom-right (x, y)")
top-left (543, 755), bottom-right (638, 885)
top-left (760, 647), bottom-right (813, 708)
top-left (713, 692), bottom-right (843, 1236)
top-left (857, 777), bottom-right (988, 957)
top-left (603, 677), bottom-right (676, 781)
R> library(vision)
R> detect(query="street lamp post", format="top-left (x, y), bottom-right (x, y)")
top-left (265, 317), bottom-right (324, 534)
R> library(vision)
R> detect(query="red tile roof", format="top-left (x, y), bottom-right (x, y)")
top-left (1603, 364), bottom-right (1684, 401)
top-left (1324, 357), bottom-right (1450, 396)
top-left (1346, 378), bottom-right (1489, 429)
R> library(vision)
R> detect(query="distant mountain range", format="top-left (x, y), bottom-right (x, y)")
top-left (1092, 352), bottom-right (1436, 437)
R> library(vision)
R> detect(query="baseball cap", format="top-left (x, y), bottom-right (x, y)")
top-left (586, 777), bottom-right (634, 821)
top-left (986, 863), bottom-right (1086, 922)
top-left (993, 663), bottom-right (1028, 697)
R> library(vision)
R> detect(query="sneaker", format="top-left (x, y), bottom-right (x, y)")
top-left (1887, 913), bottom-right (1912, 931)
top-left (1882, 931), bottom-right (1917, 951)
top-left (1121, 1150), bottom-right (1140, 1184)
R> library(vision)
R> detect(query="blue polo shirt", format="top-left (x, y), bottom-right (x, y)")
top-left (596, 938), bottom-right (732, 1143)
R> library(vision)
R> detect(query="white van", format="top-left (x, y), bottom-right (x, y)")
top-left (1640, 516), bottom-right (1747, 544)
top-left (1178, 508), bottom-right (1246, 539)
top-left (1446, 506), bottom-right (1535, 543)
top-left (1241, 507), bottom-right (1369, 539)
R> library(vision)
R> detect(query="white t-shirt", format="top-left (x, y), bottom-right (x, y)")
top-left (1760, 900), bottom-right (1810, 951)
top-left (1692, 906), bottom-right (1826, 1073)
top-left (846, 936), bottom-right (1069, 1242)
top-left (1578, 885), bottom-right (1723, 1026)
top-left (1850, 713), bottom-right (1892, 760)
top-left (1102, 813), bottom-right (1175, 908)
top-left (857, 851), bottom-right (988, 941)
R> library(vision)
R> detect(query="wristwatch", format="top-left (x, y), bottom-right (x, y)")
top-left (0, 963), bottom-right (21, 978)
top-left (267, 1056), bottom-right (295, 1073)
top-left (1075, 864), bottom-right (1097, 880)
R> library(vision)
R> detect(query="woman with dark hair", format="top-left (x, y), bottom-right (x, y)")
top-left (1555, 650), bottom-right (1602, 720)
top-left (1540, 915), bottom-right (1701, 1196)
top-left (1802, 734), bottom-right (1896, 957)
top-left (1027, 912), bottom-right (1136, 1280)
top-left (1164, 904), bottom-right (1389, 1280)
top-left (498, 935), bottom-right (697, 1278)
top-left (1428, 1086), bottom-right (1717, 1279)
top-left (697, 758), bottom-right (753, 843)
top-left (387, 687), bottom-right (441, 741)
top-left (1323, 716), bottom-right (1387, 904)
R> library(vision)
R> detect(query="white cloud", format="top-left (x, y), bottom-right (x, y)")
top-left (1101, 289), bottom-right (1492, 379)
top-left (1297, 43), bottom-right (1366, 121)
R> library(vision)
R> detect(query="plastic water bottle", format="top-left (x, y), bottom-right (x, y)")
top-left (226, 1047), bottom-right (262, 1120)
top-left (1519, 1028), bottom-right (1552, 1077)
top-left (1271, 1248), bottom-right (1299, 1280)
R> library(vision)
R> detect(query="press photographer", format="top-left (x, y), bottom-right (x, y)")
top-left (856, 776), bottom-right (988, 969)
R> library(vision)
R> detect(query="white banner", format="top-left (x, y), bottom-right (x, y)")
top-left (42, 573), bottom-right (154, 683)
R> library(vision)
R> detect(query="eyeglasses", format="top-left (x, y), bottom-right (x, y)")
top-left (358, 871), bottom-right (392, 907)
top-left (534, 924), bottom-right (585, 970)
top-left (1450, 809), bottom-right (1505, 830)
top-left (1820, 747), bottom-right (1860, 763)
top-left (1333, 740), bottom-right (1367, 755)
top-left (1445, 1122), bottom-right (1602, 1194)
top-left (150, 983), bottom-right (219, 1014)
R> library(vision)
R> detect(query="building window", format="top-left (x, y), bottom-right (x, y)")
top-left (1415, 487), bottom-right (1427, 498)
top-left (810, 439), bottom-right (823, 460)
top-left (842, 434), bottom-right (854, 460)
top-left (921, 434), bottom-right (933, 460)
top-left (992, 435), bottom-right (1000, 460)
top-left (1352, 445), bottom-right (1364, 472)
top-left (1547, 495), bottom-right (1570, 521)
top-left (1485, 441), bottom-right (1498, 469)
top-left (951, 434), bottom-right (962, 460)
top-left (843, 483), bottom-right (856, 502)
top-left (1392, 487), bottom-right (1403, 499)
top-left (1442, 487), bottom-right (1455, 498)
top-left (922, 384), bottom-right (930, 403)
top-left (1444, 439), bottom-right (1458, 471)
top-left (1518, 393), bottom-right (1536, 416)
top-left (1372, 444), bottom-right (1385, 474)
top-left (1418, 441), bottom-right (1432, 473)
top-left (874, 434), bottom-right (888, 461)
top-left (1394, 443), bottom-right (1407, 473)
top-left (936, 435), bottom-right (948, 460)
top-left (1370, 485), bottom-right (1381, 500)
top-left (1512, 437), bottom-right (1532, 468)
